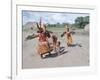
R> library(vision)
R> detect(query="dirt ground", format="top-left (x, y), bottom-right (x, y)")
top-left (22, 29), bottom-right (89, 69)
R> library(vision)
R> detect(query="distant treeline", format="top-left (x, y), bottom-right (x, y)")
top-left (46, 16), bottom-right (89, 29)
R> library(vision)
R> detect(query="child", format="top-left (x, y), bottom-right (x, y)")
top-left (52, 34), bottom-right (61, 54)
top-left (56, 41), bottom-right (61, 55)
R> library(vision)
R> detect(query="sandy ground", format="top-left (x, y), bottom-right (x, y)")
top-left (22, 29), bottom-right (89, 69)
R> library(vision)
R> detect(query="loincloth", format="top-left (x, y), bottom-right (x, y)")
top-left (66, 36), bottom-right (73, 45)
top-left (37, 41), bottom-right (50, 54)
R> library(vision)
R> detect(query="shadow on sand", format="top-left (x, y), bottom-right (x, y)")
top-left (42, 43), bottom-right (82, 59)
top-left (44, 47), bottom-right (68, 59)
top-left (69, 43), bottom-right (82, 47)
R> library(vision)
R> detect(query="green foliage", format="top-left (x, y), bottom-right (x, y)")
top-left (74, 16), bottom-right (89, 29)
top-left (46, 22), bottom-right (70, 28)
top-left (46, 16), bottom-right (89, 29)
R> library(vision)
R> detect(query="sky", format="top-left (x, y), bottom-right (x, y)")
top-left (22, 10), bottom-right (89, 25)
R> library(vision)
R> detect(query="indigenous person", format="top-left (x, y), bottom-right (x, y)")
top-left (37, 27), bottom-right (51, 58)
top-left (26, 18), bottom-right (51, 58)
top-left (36, 19), bottom-right (52, 58)
top-left (51, 33), bottom-right (60, 54)
top-left (61, 25), bottom-right (73, 47)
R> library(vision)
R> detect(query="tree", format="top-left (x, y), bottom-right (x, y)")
top-left (75, 17), bottom-right (84, 28)
top-left (83, 16), bottom-right (89, 24)
top-left (74, 16), bottom-right (89, 28)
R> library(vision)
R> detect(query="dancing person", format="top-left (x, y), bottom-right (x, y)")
top-left (61, 25), bottom-right (73, 47)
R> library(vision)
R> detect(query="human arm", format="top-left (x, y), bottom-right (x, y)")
top-left (25, 33), bottom-right (38, 40)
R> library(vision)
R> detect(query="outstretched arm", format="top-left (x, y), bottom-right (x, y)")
top-left (25, 33), bottom-right (38, 40)
top-left (61, 32), bottom-right (66, 37)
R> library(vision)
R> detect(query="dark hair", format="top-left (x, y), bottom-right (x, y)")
top-left (67, 28), bottom-right (69, 31)
top-left (58, 41), bottom-right (60, 46)
top-left (37, 28), bottom-right (43, 33)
